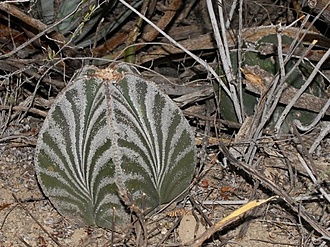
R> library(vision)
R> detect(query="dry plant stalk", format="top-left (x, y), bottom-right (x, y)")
top-left (189, 196), bottom-right (278, 247)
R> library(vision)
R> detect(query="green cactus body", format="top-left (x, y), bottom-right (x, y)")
top-left (35, 65), bottom-right (196, 228)
top-left (216, 34), bottom-right (326, 133)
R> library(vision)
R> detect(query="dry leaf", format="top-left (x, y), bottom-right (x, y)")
top-left (178, 215), bottom-right (197, 244)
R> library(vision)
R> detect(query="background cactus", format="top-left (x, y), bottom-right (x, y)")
top-left (216, 34), bottom-right (326, 133)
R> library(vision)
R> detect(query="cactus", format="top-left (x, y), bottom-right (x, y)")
top-left (35, 0), bottom-right (118, 47)
top-left (34, 64), bottom-right (196, 228)
top-left (216, 34), bottom-right (326, 133)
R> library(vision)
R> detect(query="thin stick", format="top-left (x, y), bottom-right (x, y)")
top-left (12, 193), bottom-right (63, 247)
top-left (293, 98), bottom-right (330, 132)
top-left (156, 217), bottom-right (181, 247)
top-left (117, 0), bottom-right (232, 99)
top-left (189, 196), bottom-right (277, 247)
top-left (297, 154), bottom-right (330, 203)
top-left (207, 0), bottom-right (242, 122)
top-left (237, 0), bottom-right (244, 119)
top-left (0, 2), bottom-right (80, 59)
top-left (309, 122), bottom-right (330, 154)
top-left (225, 0), bottom-right (238, 29)
top-left (274, 45), bottom-right (329, 132)
top-left (0, 105), bottom-right (47, 117)
top-left (219, 142), bottom-right (330, 240)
